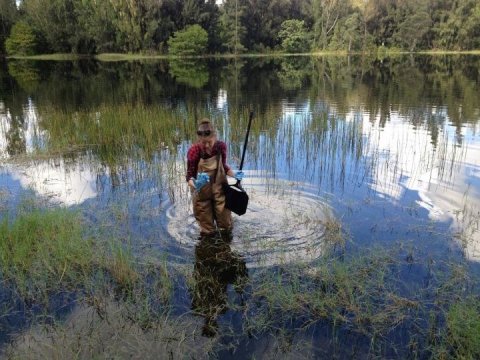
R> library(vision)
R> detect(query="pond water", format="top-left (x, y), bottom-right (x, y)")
top-left (0, 55), bottom-right (479, 357)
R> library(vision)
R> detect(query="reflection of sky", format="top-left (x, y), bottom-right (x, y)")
top-left (4, 160), bottom-right (98, 205)
top-left (1, 85), bottom-right (479, 259)
top-left (254, 100), bottom-right (480, 260)
top-left (0, 101), bottom-right (98, 205)
top-left (361, 110), bottom-right (480, 259)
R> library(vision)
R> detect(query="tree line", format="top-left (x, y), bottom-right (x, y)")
top-left (1, 0), bottom-right (479, 56)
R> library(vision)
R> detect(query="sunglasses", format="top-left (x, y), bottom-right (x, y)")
top-left (197, 130), bottom-right (212, 137)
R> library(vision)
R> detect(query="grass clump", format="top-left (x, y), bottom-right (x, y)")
top-left (442, 297), bottom-right (480, 359)
top-left (0, 208), bottom-right (93, 297)
top-left (247, 250), bottom-right (421, 344)
top-left (108, 241), bottom-right (140, 289)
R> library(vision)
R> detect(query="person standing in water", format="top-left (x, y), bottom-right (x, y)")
top-left (186, 119), bottom-right (244, 236)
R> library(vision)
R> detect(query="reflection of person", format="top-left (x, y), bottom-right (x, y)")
top-left (186, 119), bottom-right (243, 236)
top-left (191, 233), bottom-right (248, 337)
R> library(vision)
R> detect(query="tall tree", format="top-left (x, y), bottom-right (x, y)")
top-left (21, 0), bottom-right (78, 53)
top-left (0, 0), bottom-right (17, 54)
top-left (218, 0), bottom-right (247, 54)
top-left (329, 12), bottom-right (363, 52)
top-left (393, 0), bottom-right (432, 51)
top-left (310, 0), bottom-right (344, 50)
top-left (242, 0), bottom-right (292, 51)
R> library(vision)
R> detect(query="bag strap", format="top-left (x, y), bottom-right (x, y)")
top-left (213, 141), bottom-right (220, 183)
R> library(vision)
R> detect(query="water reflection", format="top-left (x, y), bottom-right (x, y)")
top-left (168, 59), bottom-right (209, 89)
top-left (0, 55), bottom-right (479, 264)
top-left (166, 175), bottom-right (333, 267)
top-left (191, 233), bottom-right (248, 337)
top-left (4, 158), bottom-right (98, 205)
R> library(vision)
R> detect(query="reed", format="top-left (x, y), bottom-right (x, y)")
top-left (0, 207), bottom-right (93, 298)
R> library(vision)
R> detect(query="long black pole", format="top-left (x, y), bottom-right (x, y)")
top-left (237, 111), bottom-right (254, 185)
top-left (239, 111), bottom-right (254, 171)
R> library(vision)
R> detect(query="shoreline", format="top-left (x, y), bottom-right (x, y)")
top-left (1, 50), bottom-right (479, 61)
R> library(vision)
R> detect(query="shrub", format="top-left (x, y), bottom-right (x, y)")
top-left (167, 24), bottom-right (208, 56)
top-left (278, 19), bottom-right (310, 54)
top-left (5, 21), bottom-right (37, 56)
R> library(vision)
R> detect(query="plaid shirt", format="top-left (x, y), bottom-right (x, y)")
top-left (186, 141), bottom-right (231, 181)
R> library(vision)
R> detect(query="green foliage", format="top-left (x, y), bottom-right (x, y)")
top-left (242, 0), bottom-right (293, 51)
top-left (329, 12), bottom-right (364, 51)
top-left (167, 24), bottom-right (208, 56)
top-left (169, 59), bottom-right (209, 88)
top-left (278, 19), bottom-right (310, 53)
top-left (445, 298), bottom-right (480, 358)
top-left (0, 0), bottom-right (18, 54)
top-left (7, 60), bottom-right (40, 92)
top-left (392, 1), bottom-right (432, 51)
top-left (218, 0), bottom-right (247, 54)
top-left (1, 0), bottom-right (480, 56)
top-left (5, 21), bottom-right (37, 56)
top-left (21, 0), bottom-right (77, 53)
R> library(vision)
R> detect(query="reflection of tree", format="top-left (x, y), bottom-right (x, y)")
top-left (7, 60), bottom-right (40, 93)
top-left (191, 234), bottom-right (248, 337)
top-left (278, 56), bottom-right (311, 91)
top-left (168, 59), bottom-right (209, 89)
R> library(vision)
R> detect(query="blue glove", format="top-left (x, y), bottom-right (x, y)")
top-left (235, 171), bottom-right (245, 181)
top-left (195, 172), bottom-right (210, 191)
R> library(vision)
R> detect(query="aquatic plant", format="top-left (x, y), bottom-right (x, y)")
top-left (0, 207), bottom-right (93, 297)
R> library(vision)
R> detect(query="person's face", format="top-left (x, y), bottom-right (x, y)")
top-left (197, 127), bottom-right (215, 150)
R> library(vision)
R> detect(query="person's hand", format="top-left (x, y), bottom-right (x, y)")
top-left (195, 172), bottom-right (210, 191)
top-left (188, 178), bottom-right (196, 190)
top-left (235, 171), bottom-right (245, 181)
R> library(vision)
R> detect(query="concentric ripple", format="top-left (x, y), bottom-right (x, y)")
top-left (165, 174), bottom-right (335, 268)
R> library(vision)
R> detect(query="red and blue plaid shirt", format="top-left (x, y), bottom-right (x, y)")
top-left (186, 141), bottom-right (231, 181)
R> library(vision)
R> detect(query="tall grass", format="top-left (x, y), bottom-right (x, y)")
top-left (0, 208), bottom-right (93, 297)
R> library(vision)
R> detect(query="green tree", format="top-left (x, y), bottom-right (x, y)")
top-left (278, 19), bottom-right (310, 53)
top-left (0, 0), bottom-right (17, 54)
top-left (329, 12), bottom-right (364, 51)
top-left (431, 0), bottom-right (480, 50)
top-left (456, 0), bottom-right (480, 50)
top-left (21, 0), bottom-right (78, 53)
top-left (393, 1), bottom-right (432, 51)
top-left (310, 0), bottom-right (346, 50)
top-left (5, 21), bottom-right (37, 56)
top-left (167, 24), bottom-right (208, 56)
top-left (243, 0), bottom-right (292, 51)
top-left (218, 0), bottom-right (247, 54)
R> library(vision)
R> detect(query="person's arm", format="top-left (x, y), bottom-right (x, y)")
top-left (186, 145), bottom-right (200, 189)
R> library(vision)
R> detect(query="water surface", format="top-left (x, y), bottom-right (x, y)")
top-left (1, 55), bottom-right (479, 356)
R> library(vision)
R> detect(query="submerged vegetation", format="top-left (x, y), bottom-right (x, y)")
top-left (1, 204), bottom-right (479, 358)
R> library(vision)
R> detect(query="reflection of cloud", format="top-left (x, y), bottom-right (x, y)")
top-left (361, 110), bottom-right (480, 260)
top-left (5, 159), bottom-right (98, 205)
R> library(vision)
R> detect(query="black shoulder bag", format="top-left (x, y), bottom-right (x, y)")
top-left (222, 111), bottom-right (254, 216)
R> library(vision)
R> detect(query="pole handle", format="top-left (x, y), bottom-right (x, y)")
top-left (237, 110), bottom-right (254, 186)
